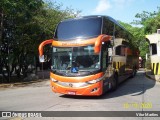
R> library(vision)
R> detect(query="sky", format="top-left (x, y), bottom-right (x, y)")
top-left (49, 0), bottom-right (160, 24)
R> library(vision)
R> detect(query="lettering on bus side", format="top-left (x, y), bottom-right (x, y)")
top-left (61, 42), bottom-right (86, 46)
top-left (61, 43), bottom-right (68, 46)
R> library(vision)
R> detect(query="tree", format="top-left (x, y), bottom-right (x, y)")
top-left (0, 0), bottom-right (81, 82)
top-left (143, 13), bottom-right (160, 34)
top-left (0, 0), bottom-right (45, 82)
top-left (125, 7), bottom-right (160, 59)
top-left (119, 21), bottom-right (149, 59)
top-left (132, 7), bottom-right (160, 34)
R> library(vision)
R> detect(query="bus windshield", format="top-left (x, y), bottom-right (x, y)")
top-left (51, 45), bottom-right (100, 76)
top-left (54, 17), bottom-right (102, 40)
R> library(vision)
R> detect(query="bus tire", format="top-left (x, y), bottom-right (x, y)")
top-left (111, 73), bottom-right (118, 91)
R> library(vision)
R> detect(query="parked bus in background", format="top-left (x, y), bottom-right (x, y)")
top-left (39, 16), bottom-right (139, 96)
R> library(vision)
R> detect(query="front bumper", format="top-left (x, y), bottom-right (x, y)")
top-left (50, 80), bottom-right (103, 96)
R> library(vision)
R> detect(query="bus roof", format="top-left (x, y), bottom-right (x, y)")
top-left (61, 15), bottom-right (126, 30)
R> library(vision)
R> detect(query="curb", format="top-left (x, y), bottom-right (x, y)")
top-left (0, 79), bottom-right (50, 88)
top-left (145, 71), bottom-right (160, 82)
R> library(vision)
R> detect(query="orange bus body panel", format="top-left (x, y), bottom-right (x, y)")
top-left (50, 72), bottom-right (104, 96)
top-left (39, 39), bottom-right (53, 56)
top-left (52, 38), bottom-right (96, 47)
top-left (50, 80), bottom-right (103, 96)
top-left (50, 72), bottom-right (104, 83)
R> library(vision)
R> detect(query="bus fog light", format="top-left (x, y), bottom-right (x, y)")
top-left (91, 88), bottom-right (98, 92)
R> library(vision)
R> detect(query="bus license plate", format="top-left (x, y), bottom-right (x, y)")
top-left (68, 91), bottom-right (76, 95)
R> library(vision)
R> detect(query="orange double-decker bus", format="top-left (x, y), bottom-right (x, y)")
top-left (39, 16), bottom-right (139, 96)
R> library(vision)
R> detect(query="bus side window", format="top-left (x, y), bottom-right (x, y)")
top-left (108, 48), bottom-right (112, 63)
top-left (115, 45), bottom-right (125, 56)
top-left (101, 44), bottom-right (107, 70)
top-left (102, 18), bottom-right (114, 35)
top-left (102, 50), bottom-right (107, 69)
top-left (102, 43), bottom-right (112, 70)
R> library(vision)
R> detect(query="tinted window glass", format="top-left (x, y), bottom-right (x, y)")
top-left (150, 43), bottom-right (157, 55)
top-left (115, 45), bottom-right (125, 56)
top-left (54, 17), bottom-right (102, 40)
top-left (102, 18), bottom-right (114, 35)
top-left (115, 25), bottom-right (126, 38)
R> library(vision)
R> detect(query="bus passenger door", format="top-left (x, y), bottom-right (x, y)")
top-left (113, 45), bottom-right (126, 82)
top-left (101, 42), bottom-right (113, 92)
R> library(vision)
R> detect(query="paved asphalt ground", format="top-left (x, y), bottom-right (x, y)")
top-left (0, 70), bottom-right (160, 120)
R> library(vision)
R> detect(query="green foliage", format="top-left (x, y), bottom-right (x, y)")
top-left (143, 13), bottom-right (160, 34)
top-left (0, 0), bottom-right (80, 82)
top-left (133, 7), bottom-right (160, 34)
top-left (120, 7), bottom-right (160, 59)
top-left (119, 21), bottom-right (149, 59)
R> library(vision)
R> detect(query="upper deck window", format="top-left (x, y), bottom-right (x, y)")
top-left (54, 17), bottom-right (102, 40)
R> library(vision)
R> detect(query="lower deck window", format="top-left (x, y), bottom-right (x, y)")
top-left (115, 46), bottom-right (125, 56)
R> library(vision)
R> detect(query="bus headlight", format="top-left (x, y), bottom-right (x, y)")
top-left (87, 79), bottom-right (97, 84)
top-left (86, 75), bottom-right (105, 84)
top-left (50, 77), bottom-right (58, 82)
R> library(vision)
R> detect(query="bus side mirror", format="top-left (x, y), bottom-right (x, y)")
top-left (94, 35), bottom-right (112, 54)
top-left (39, 55), bottom-right (45, 63)
top-left (38, 39), bottom-right (53, 62)
top-left (94, 46), bottom-right (101, 54)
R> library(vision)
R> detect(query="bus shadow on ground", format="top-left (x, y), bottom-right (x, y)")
top-left (60, 71), bottom-right (156, 99)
